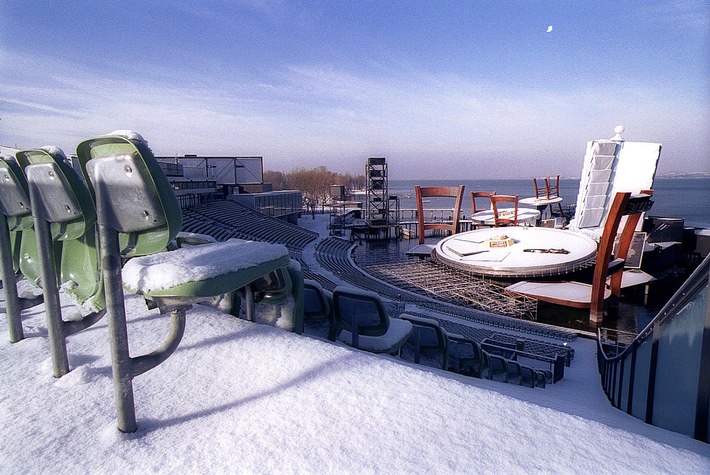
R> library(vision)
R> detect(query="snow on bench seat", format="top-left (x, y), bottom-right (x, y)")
top-left (122, 240), bottom-right (290, 298)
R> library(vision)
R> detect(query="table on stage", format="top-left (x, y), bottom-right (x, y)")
top-left (434, 226), bottom-right (597, 278)
top-left (468, 208), bottom-right (540, 227)
top-left (519, 196), bottom-right (563, 221)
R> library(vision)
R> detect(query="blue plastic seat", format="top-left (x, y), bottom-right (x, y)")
top-left (446, 333), bottom-right (484, 377)
top-left (399, 314), bottom-right (449, 369)
top-left (303, 279), bottom-right (335, 340)
top-left (486, 352), bottom-right (509, 382)
top-left (332, 286), bottom-right (412, 355)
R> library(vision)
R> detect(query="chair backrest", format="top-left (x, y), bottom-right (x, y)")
top-left (532, 178), bottom-right (547, 199)
top-left (400, 313), bottom-right (449, 368)
top-left (332, 286), bottom-right (389, 336)
top-left (0, 158), bottom-right (34, 272)
top-left (470, 191), bottom-right (495, 214)
top-left (16, 149), bottom-right (96, 242)
top-left (303, 280), bottom-right (331, 321)
top-left (400, 314), bottom-right (446, 349)
top-left (0, 158), bottom-right (33, 230)
top-left (533, 175), bottom-right (561, 200)
top-left (76, 133), bottom-right (182, 257)
top-left (590, 191), bottom-right (654, 322)
top-left (545, 175), bottom-right (561, 199)
top-left (449, 335), bottom-right (484, 374)
top-left (414, 185), bottom-right (465, 245)
top-left (490, 195), bottom-right (518, 227)
top-left (15, 148), bottom-right (105, 312)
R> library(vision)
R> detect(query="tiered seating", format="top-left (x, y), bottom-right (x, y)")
top-left (183, 201), bottom-right (317, 251)
top-left (302, 277), bottom-right (557, 388)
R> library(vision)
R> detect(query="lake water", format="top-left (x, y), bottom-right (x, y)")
top-left (388, 177), bottom-right (710, 228)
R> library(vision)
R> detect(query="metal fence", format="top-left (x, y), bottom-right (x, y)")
top-left (597, 254), bottom-right (710, 442)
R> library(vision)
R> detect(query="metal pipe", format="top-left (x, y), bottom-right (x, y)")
top-left (0, 213), bottom-right (23, 342)
top-left (245, 284), bottom-right (254, 321)
top-left (31, 208), bottom-right (69, 378)
top-left (63, 309), bottom-right (106, 336)
top-left (131, 307), bottom-right (186, 378)
top-left (98, 221), bottom-right (137, 433)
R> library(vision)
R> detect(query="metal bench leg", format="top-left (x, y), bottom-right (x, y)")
top-left (245, 284), bottom-right (255, 321)
top-left (0, 214), bottom-right (23, 342)
top-left (99, 222), bottom-right (137, 432)
top-left (32, 215), bottom-right (69, 378)
top-left (99, 221), bottom-right (188, 433)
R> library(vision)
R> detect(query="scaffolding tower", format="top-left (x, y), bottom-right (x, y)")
top-left (365, 157), bottom-right (388, 227)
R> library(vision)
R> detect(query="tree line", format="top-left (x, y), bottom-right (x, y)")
top-left (264, 166), bottom-right (365, 211)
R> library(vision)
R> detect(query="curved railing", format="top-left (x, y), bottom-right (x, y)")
top-left (597, 254), bottom-right (710, 443)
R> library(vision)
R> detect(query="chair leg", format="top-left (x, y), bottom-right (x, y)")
top-left (33, 216), bottom-right (69, 378)
top-left (0, 215), bottom-right (23, 343)
top-left (99, 223), bottom-right (137, 433)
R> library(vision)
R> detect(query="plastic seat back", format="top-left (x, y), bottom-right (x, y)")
top-left (303, 280), bottom-right (332, 322)
top-left (0, 158), bottom-right (34, 273)
top-left (446, 333), bottom-right (483, 376)
top-left (16, 148), bottom-right (104, 312)
top-left (332, 287), bottom-right (389, 337)
top-left (400, 314), bottom-right (449, 368)
top-left (76, 134), bottom-right (182, 257)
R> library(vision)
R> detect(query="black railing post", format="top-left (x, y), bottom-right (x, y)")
top-left (646, 321), bottom-right (661, 425)
top-left (616, 356), bottom-right (625, 409)
top-left (694, 265), bottom-right (710, 442)
top-left (626, 341), bottom-right (638, 415)
top-left (611, 359), bottom-right (618, 406)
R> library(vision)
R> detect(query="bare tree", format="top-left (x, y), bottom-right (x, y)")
top-left (263, 170), bottom-right (287, 190)
top-left (283, 166), bottom-right (363, 210)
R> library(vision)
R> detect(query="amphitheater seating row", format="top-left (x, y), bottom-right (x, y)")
top-left (314, 237), bottom-right (577, 356)
top-left (182, 200), bottom-right (317, 251)
top-left (317, 236), bottom-right (576, 342)
top-left (303, 280), bottom-right (552, 387)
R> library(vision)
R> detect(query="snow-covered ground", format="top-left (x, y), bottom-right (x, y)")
top-left (1, 215), bottom-right (709, 474)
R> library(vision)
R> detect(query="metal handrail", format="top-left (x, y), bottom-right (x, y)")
top-left (600, 254), bottom-right (709, 360)
top-left (597, 253), bottom-right (710, 442)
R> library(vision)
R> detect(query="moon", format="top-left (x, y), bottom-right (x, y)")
top-left (546, 25), bottom-right (553, 33)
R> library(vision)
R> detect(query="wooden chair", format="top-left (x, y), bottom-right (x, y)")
top-left (506, 191), bottom-right (654, 324)
top-left (490, 195), bottom-right (519, 227)
top-left (546, 175), bottom-right (564, 216)
top-left (533, 175), bottom-right (564, 216)
top-left (533, 177), bottom-right (548, 199)
top-left (415, 185), bottom-right (465, 244)
top-left (545, 175), bottom-right (561, 199)
top-left (470, 191), bottom-right (495, 214)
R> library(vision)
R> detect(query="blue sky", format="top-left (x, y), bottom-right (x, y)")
top-left (1, 1), bottom-right (708, 179)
